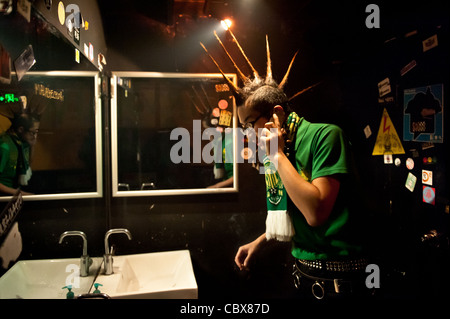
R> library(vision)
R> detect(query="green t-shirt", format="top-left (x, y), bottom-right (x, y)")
top-left (0, 133), bottom-right (30, 188)
top-left (290, 118), bottom-right (363, 260)
top-left (215, 133), bottom-right (233, 179)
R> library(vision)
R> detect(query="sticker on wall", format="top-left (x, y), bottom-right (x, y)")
top-left (384, 154), bottom-right (393, 164)
top-left (421, 142), bottom-right (434, 150)
top-left (405, 172), bottom-right (417, 192)
top-left (364, 125), bottom-right (372, 139)
top-left (75, 48), bottom-right (80, 63)
top-left (89, 43), bottom-right (94, 62)
top-left (422, 34), bottom-right (438, 52)
top-left (212, 107), bottom-right (220, 118)
top-left (58, 1), bottom-right (65, 25)
top-left (403, 84), bottom-right (443, 143)
top-left (219, 109), bottom-right (232, 127)
top-left (406, 157), bottom-right (414, 170)
top-left (404, 30), bottom-right (418, 38)
top-left (83, 43), bottom-right (89, 57)
top-left (218, 99), bottom-right (228, 110)
top-left (66, 17), bottom-right (74, 38)
top-left (98, 53), bottom-right (106, 69)
top-left (372, 108), bottom-right (405, 155)
top-left (378, 96), bottom-right (394, 105)
top-left (378, 78), bottom-right (391, 97)
top-left (394, 158), bottom-right (401, 167)
top-left (97, 53), bottom-right (106, 71)
top-left (422, 186), bottom-right (436, 205)
top-left (400, 60), bottom-right (417, 77)
top-left (422, 170), bottom-right (433, 186)
top-left (73, 24), bottom-right (80, 45)
top-left (14, 44), bottom-right (36, 81)
top-left (215, 84), bottom-right (230, 92)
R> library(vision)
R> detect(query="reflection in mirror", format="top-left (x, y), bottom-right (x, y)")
top-left (111, 72), bottom-right (238, 196)
top-left (0, 71), bottom-right (102, 200)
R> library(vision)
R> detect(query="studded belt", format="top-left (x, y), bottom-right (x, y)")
top-left (293, 258), bottom-right (370, 299)
top-left (296, 258), bottom-right (368, 272)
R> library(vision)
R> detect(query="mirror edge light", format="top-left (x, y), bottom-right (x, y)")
top-left (110, 72), bottom-right (239, 197)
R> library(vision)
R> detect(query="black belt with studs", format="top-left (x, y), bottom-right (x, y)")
top-left (296, 258), bottom-right (369, 272)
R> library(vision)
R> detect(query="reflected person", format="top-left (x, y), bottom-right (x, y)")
top-left (208, 131), bottom-right (233, 188)
top-left (0, 113), bottom-right (39, 195)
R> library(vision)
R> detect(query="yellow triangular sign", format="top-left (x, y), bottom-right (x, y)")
top-left (372, 108), bottom-right (405, 155)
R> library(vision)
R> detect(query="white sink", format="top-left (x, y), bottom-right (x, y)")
top-left (0, 258), bottom-right (103, 299)
top-left (92, 250), bottom-right (198, 299)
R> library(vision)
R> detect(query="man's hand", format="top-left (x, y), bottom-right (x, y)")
top-left (259, 105), bottom-right (286, 161)
top-left (234, 234), bottom-right (267, 270)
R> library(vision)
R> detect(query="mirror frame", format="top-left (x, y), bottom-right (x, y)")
top-left (110, 72), bottom-right (238, 197)
top-left (0, 71), bottom-right (103, 201)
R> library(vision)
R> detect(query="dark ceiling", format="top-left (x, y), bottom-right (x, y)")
top-left (95, 0), bottom-right (448, 81)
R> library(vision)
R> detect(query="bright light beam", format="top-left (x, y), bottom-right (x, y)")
top-left (221, 19), bottom-right (232, 31)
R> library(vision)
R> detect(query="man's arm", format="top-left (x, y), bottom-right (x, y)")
top-left (276, 152), bottom-right (340, 227)
top-left (262, 112), bottom-right (340, 227)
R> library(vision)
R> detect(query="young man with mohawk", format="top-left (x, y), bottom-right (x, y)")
top-left (202, 31), bottom-right (370, 300)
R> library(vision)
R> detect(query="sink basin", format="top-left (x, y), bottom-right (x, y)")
top-left (92, 250), bottom-right (198, 299)
top-left (0, 258), bottom-right (102, 299)
top-left (0, 250), bottom-right (197, 299)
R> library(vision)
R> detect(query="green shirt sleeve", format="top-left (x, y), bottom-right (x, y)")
top-left (310, 124), bottom-right (350, 181)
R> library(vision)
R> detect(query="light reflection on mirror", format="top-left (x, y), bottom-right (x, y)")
top-left (0, 71), bottom-right (102, 201)
top-left (111, 72), bottom-right (238, 196)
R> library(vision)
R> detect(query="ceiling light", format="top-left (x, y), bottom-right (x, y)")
top-left (221, 19), bottom-right (232, 30)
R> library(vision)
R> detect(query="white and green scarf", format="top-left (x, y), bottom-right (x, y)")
top-left (264, 112), bottom-right (300, 242)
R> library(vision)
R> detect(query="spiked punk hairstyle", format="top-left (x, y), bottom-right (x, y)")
top-left (200, 29), bottom-right (319, 108)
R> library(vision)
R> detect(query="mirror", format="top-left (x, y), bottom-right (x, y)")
top-left (0, 71), bottom-right (103, 201)
top-left (111, 72), bottom-right (238, 196)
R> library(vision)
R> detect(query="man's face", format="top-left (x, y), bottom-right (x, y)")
top-left (19, 121), bottom-right (40, 146)
top-left (238, 102), bottom-right (270, 132)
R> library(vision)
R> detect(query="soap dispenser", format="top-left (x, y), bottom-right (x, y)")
top-left (93, 283), bottom-right (103, 294)
top-left (62, 285), bottom-right (74, 299)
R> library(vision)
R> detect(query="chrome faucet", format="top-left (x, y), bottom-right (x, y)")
top-left (59, 231), bottom-right (93, 277)
top-left (103, 228), bottom-right (132, 275)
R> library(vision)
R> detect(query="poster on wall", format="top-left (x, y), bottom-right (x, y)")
top-left (372, 108), bottom-right (405, 155)
top-left (403, 84), bottom-right (443, 143)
